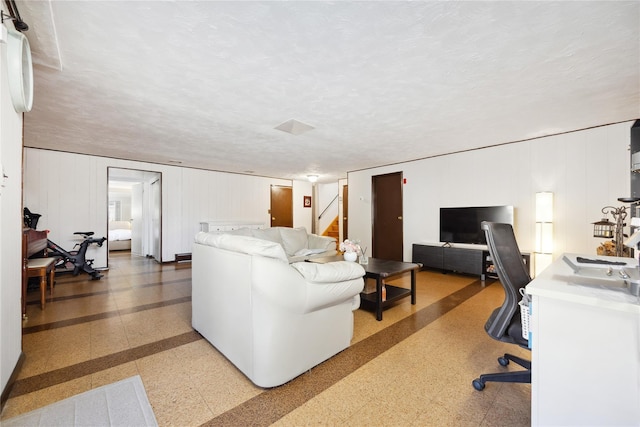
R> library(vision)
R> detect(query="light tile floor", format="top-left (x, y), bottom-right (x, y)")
top-left (1, 251), bottom-right (530, 426)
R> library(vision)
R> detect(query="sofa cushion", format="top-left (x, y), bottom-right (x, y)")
top-left (251, 228), bottom-right (283, 245)
top-left (294, 248), bottom-right (327, 257)
top-left (195, 232), bottom-right (288, 262)
top-left (280, 227), bottom-right (309, 256)
top-left (291, 261), bottom-right (365, 283)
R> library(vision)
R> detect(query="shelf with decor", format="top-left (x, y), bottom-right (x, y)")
top-left (413, 243), bottom-right (530, 280)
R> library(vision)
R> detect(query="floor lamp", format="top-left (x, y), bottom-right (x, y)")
top-left (535, 192), bottom-right (553, 276)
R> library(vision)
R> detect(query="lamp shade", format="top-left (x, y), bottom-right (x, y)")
top-left (534, 192), bottom-right (554, 276)
top-left (535, 222), bottom-right (553, 254)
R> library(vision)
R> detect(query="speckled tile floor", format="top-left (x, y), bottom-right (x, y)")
top-left (1, 251), bottom-right (530, 426)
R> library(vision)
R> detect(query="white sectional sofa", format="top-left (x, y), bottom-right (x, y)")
top-left (203, 226), bottom-right (338, 262)
top-left (192, 229), bottom-right (365, 388)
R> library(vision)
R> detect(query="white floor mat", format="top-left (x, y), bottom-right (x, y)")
top-left (2, 375), bottom-right (158, 427)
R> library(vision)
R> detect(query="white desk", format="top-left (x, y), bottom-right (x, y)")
top-left (526, 254), bottom-right (640, 426)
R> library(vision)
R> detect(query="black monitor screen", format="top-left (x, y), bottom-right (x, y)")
top-left (439, 206), bottom-right (514, 244)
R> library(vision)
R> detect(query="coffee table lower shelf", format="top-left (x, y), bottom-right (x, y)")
top-left (307, 256), bottom-right (420, 320)
top-left (359, 285), bottom-right (412, 312)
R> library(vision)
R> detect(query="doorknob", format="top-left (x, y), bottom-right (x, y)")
top-left (343, 217), bottom-right (347, 220)
top-left (272, 217), bottom-right (276, 221)
top-left (398, 216), bottom-right (403, 220)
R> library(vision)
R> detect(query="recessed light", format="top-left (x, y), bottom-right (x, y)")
top-left (307, 175), bottom-right (318, 183)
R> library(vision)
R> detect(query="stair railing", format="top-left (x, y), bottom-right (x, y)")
top-left (318, 194), bottom-right (339, 220)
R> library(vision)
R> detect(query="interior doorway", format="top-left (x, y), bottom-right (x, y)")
top-left (372, 171), bottom-right (403, 261)
top-left (107, 168), bottom-right (162, 263)
top-left (270, 185), bottom-right (293, 227)
top-left (342, 184), bottom-right (349, 240)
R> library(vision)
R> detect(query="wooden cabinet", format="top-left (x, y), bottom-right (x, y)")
top-left (443, 247), bottom-right (483, 275)
top-left (413, 244), bottom-right (482, 276)
top-left (412, 244), bottom-right (530, 279)
top-left (412, 244), bottom-right (443, 269)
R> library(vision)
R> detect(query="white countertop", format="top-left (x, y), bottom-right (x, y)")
top-left (526, 253), bottom-right (640, 313)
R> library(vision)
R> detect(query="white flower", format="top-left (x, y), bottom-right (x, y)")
top-left (340, 239), bottom-right (361, 253)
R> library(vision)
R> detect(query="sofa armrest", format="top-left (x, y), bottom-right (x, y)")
top-left (251, 258), bottom-right (364, 314)
top-left (291, 261), bottom-right (365, 312)
top-left (307, 234), bottom-right (336, 251)
top-left (291, 261), bottom-right (364, 283)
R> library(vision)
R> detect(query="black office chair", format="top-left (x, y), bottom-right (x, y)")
top-left (472, 221), bottom-right (531, 391)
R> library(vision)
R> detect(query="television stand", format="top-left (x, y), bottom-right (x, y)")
top-left (412, 244), bottom-right (530, 280)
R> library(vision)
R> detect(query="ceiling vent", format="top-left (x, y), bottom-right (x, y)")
top-left (274, 119), bottom-right (315, 135)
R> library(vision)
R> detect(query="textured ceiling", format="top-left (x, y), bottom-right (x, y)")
top-left (16, 1), bottom-right (640, 183)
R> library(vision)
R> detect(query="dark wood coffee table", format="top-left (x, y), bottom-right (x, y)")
top-left (309, 256), bottom-right (421, 321)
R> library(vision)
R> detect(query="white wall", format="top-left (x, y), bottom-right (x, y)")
top-left (292, 180), bottom-right (312, 231)
top-left (108, 190), bottom-right (132, 221)
top-left (23, 149), bottom-right (313, 266)
top-left (347, 121), bottom-right (633, 264)
top-left (0, 20), bottom-right (26, 396)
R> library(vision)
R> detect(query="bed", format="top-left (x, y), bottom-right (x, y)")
top-left (108, 221), bottom-right (132, 251)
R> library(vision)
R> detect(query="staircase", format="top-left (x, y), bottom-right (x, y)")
top-left (322, 216), bottom-right (339, 241)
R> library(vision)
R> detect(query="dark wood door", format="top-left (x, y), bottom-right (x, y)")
top-left (270, 185), bottom-right (293, 227)
top-left (342, 185), bottom-right (349, 240)
top-left (372, 172), bottom-right (403, 261)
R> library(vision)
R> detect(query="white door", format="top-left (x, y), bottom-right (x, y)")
top-left (150, 178), bottom-right (161, 261)
top-left (131, 183), bottom-right (143, 256)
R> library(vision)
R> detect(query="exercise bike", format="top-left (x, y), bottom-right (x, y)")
top-left (47, 232), bottom-right (107, 280)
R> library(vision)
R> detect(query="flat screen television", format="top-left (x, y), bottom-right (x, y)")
top-left (440, 205), bottom-right (514, 245)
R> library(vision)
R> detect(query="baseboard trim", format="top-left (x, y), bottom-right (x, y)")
top-left (1, 351), bottom-right (25, 411)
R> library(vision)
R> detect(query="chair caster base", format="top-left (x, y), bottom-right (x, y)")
top-left (472, 378), bottom-right (485, 391)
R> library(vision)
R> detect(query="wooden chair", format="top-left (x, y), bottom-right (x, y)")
top-left (26, 257), bottom-right (56, 310)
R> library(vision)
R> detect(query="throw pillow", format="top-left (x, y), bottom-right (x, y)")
top-left (279, 227), bottom-right (309, 256)
top-left (251, 228), bottom-right (283, 245)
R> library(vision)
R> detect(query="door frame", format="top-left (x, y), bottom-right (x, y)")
top-left (107, 167), bottom-right (162, 263)
top-left (270, 184), bottom-right (293, 228)
top-left (342, 184), bottom-right (349, 241)
top-left (371, 171), bottom-right (404, 261)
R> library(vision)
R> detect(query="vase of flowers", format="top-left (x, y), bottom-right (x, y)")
top-left (343, 251), bottom-right (357, 262)
top-left (340, 239), bottom-right (361, 262)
